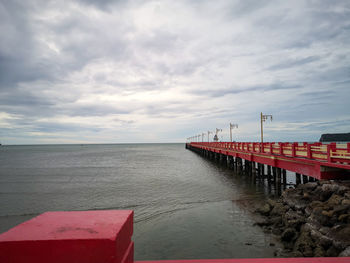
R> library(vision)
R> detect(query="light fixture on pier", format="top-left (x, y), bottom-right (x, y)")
top-left (260, 112), bottom-right (273, 144)
top-left (202, 133), bottom-right (206, 142)
top-left (229, 123), bottom-right (238, 142)
top-left (214, 128), bottom-right (222, 142)
top-left (207, 131), bottom-right (212, 142)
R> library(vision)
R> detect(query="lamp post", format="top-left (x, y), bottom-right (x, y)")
top-left (229, 123), bottom-right (238, 142)
top-left (207, 131), bottom-right (212, 142)
top-left (214, 128), bottom-right (222, 142)
top-left (260, 112), bottom-right (272, 144)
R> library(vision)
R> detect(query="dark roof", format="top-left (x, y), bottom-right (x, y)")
top-left (319, 133), bottom-right (350, 142)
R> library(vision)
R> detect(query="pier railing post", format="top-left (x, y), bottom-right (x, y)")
top-left (292, 142), bottom-right (297, 157)
top-left (296, 173), bottom-right (301, 185)
top-left (307, 143), bottom-right (312, 159)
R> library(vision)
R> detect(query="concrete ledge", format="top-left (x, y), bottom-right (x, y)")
top-left (0, 210), bottom-right (133, 263)
top-left (137, 258), bottom-right (350, 263)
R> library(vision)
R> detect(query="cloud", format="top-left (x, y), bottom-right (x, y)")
top-left (0, 0), bottom-right (350, 144)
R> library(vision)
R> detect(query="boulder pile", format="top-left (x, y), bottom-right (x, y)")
top-left (255, 180), bottom-right (350, 257)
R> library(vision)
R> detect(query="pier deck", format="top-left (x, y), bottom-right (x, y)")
top-left (187, 142), bottom-right (350, 180)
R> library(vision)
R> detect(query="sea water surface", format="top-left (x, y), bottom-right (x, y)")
top-left (0, 143), bottom-right (280, 260)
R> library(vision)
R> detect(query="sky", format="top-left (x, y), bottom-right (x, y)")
top-left (0, 0), bottom-right (350, 144)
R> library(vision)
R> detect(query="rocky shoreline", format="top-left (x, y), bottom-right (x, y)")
top-left (255, 180), bottom-right (350, 257)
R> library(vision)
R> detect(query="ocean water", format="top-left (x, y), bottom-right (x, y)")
top-left (0, 143), bottom-right (280, 260)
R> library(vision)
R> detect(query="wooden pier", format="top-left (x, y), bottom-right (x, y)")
top-left (186, 142), bottom-right (350, 181)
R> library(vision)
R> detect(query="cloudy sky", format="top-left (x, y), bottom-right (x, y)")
top-left (0, 0), bottom-right (349, 144)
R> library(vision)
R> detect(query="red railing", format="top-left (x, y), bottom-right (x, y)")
top-left (190, 142), bottom-right (350, 165)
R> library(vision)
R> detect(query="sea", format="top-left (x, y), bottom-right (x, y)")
top-left (0, 143), bottom-right (282, 260)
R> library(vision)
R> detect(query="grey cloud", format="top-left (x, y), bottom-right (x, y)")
top-left (58, 105), bottom-right (133, 117)
top-left (1, 0), bottom-right (350, 143)
top-left (192, 83), bottom-right (302, 98)
top-left (76, 0), bottom-right (126, 10)
top-left (267, 56), bottom-right (321, 71)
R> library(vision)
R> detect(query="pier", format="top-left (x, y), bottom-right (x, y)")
top-left (186, 142), bottom-right (350, 181)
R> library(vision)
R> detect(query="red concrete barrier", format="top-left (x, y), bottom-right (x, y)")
top-left (138, 259), bottom-right (350, 263)
top-left (0, 210), bottom-right (134, 263)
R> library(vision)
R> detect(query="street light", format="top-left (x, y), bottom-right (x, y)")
top-left (260, 112), bottom-right (273, 144)
top-left (229, 123), bottom-right (238, 142)
top-left (207, 131), bottom-right (212, 142)
top-left (214, 128), bottom-right (222, 142)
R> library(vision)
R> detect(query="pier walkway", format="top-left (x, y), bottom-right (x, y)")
top-left (187, 142), bottom-right (350, 180)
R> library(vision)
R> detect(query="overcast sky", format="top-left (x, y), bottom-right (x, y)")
top-left (0, 0), bottom-right (349, 144)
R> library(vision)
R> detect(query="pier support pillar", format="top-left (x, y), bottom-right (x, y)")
top-left (309, 177), bottom-right (315, 182)
top-left (251, 162), bottom-right (256, 176)
top-left (282, 169), bottom-right (287, 186)
top-left (302, 175), bottom-right (309, 184)
top-left (272, 167), bottom-right (277, 183)
top-left (296, 173), bottom-right (301, 185)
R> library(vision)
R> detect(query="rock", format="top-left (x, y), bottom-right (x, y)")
top-left (345, 192), bottom-right (350, 199)
top-left (281, 228), bottom-right (296, 242)
top-left (290, 251), bottom-right (303, 257)
top-left (309, 201), bottom-right (323, 209)
top-left (320, 184), bottom-right (338, 201)
top-left (266, 198), bottom-right (278, 208)
top-left (333, 204), bottom-right (350, 214)
top-left (339, 246), bottom-right (350, 257)
top-left (319, 226), bottom-right (330, 235)
top-left (337, 186), bottom-right (349, 196)
top-left (270, 202), bottom-right (287, 216)
top-left (304, 222), bottom-right (319, 233)
top-left (253, 181), bottom-right (350, 258)
top-left (319, 235), bottom-right (333, 249)
top-left (326, 245), bottom-right (341, 257)
top-left (310, 229), bottom-right (322, 242)
top-left (301, 182), bottom-right (318, 191)
top-left (330, 225), bottom-right (350, 247)
top-left (325, 193), bottom-right (343, 207)
top-left (341, 199), bottom-right (350, 206)
top-left (302, 192), bottom-right (311, 200)
top-left (293, 227), bottom-right (314, 256)
top-left (273, 248), bottom-right (284, 257)
top-left (254, 218), bottom-right (271, 227)
top-left (314, 245), bottom-right (326, 257)
top-left (312, 207), bottom-right (331, 226)
top-left (318, 180), bottom-right (331, 186)
top-left (322, 210), bottom-right (334, 217)
top-left (268, 216), bottom-right (282, 226)
top-left (338, 214), bottom-right (349, 222)
top-left (257, 203), bottom-right (271, 215)
top-left (305, 206), bottom-right (312, 216)
top-left (272, 228), bottom-right (282, 235)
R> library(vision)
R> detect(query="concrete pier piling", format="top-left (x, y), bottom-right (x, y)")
top-left (185, 141), bottom-right (343, 194)
top-left (302, 175), bottom-right (308, 184)
top-left (296, 173), bottom-right (301, 185)
top-left (282, 169), bottom-right (287, 186)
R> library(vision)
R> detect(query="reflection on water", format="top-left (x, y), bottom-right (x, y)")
top-left (0, 144), bottom-right (281, 260)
